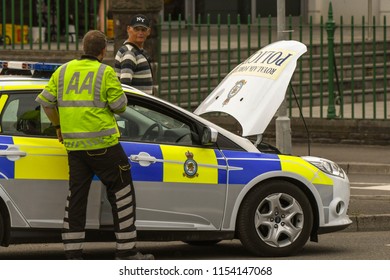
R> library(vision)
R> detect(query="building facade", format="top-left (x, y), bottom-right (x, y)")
top-left (161, 0), bottom-right (390, 25)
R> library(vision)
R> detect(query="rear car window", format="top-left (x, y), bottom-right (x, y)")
top-left (0, 91), bottom-right (55, 136)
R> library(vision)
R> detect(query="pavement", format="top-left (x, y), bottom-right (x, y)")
top-left (292, 142), bottom-right (390, 233)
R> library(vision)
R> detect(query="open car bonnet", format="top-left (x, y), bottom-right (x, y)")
top-left (194, 40), bottom-right (307, 137)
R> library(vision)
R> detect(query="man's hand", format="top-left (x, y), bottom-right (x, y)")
top-left (56, 128), bottom-right (63, 143)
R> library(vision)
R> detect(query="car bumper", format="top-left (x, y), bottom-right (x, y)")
top-left (319, 171), bottom-right (352, 230)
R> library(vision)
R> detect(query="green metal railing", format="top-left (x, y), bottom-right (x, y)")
top-left (0, 0), bottom-right (107, 51)
top-left (1, 1), bottom-right (389, 120)
top-left (157, 9), bottom-right (389, 120)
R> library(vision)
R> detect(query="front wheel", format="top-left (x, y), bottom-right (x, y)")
top-left (237, 180), bottom-right (313, 257)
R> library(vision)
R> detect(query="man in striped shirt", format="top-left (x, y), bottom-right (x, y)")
top-left (114, 14), bottom-right (153, 95)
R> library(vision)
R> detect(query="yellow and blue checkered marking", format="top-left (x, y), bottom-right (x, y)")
top-left (0, 135), bottom-right (14, 179)
top-left (0, 135), bottom-right (68, 180)
top-left (1, 135), bottom-right (333, 187)
top-left (220, 150), bottom-right (281, 184)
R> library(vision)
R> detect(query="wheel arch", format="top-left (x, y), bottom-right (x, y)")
top-left (227, 172), bottom-right (322, 239)
top-left (0, 196), bottom-right (11, 247)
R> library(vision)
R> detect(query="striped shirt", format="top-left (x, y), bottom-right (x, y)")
top-left (114, 42), bottom-right (153, 95)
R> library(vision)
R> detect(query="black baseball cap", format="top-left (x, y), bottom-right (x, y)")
top-left (129, 14), bottom-right (150, 28)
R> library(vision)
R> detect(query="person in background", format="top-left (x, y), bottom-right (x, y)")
top-left (114, 14), bottom-right (153, 95)
top-left (35, 30), bottom-right (154, 260)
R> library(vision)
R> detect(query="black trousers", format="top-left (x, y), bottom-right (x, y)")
top-left (62, 143), bottom-right (138, 259)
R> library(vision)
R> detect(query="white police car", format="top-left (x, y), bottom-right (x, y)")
top-left (0, 41), bottom-right (351, 257)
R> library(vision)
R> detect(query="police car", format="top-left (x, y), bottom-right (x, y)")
top-left (0, 41), bottom-right (351, 257)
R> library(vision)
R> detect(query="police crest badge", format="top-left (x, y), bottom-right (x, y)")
top-left (223, 79), bottom-right (247, 105)
top-left (183, 151), bottom-right (198, 178)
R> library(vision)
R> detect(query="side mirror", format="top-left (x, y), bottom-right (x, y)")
top-left (201, 126), bottom-right (218, 145)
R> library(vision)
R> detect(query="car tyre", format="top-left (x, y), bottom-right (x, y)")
top-left (237, 180), bottom-right (313, 257)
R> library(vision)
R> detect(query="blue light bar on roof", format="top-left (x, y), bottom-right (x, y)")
top-left (29, 62), bottom-right (62, 71)
top-left (0, 61), bottom-right (61, 72)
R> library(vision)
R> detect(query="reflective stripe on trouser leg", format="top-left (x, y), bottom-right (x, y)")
top-left (62, 190), bottom-right (86, 256)
top-left (111, 183), bottom-right (137, 253)
top-left (62, 231), bottom-right (85, 252)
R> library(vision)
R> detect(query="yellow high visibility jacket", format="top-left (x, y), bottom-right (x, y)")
top-left (36, 56), bottom-right (127, 150)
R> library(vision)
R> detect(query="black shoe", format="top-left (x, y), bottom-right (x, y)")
top-left (115, 252), bottom-right (154, 260)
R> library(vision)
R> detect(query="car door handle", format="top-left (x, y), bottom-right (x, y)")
top-left (129, 152), bottom-right (157, 167)
top-left (0, 147), bottom-right (27, 161)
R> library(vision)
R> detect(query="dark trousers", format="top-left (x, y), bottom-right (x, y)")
top-left (62, 143), bottom-right (137, 259)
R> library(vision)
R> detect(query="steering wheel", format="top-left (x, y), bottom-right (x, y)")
top-left (141, 122), bottom-right (163, 141)
top-left (175, 132), bottom-right (191, 143)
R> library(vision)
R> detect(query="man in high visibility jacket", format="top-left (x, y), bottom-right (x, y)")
top-left (36, 30), bottom-right (154, 260)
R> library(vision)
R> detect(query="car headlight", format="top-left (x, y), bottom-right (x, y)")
top-left (302, 156), bottom-right (345, 179)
